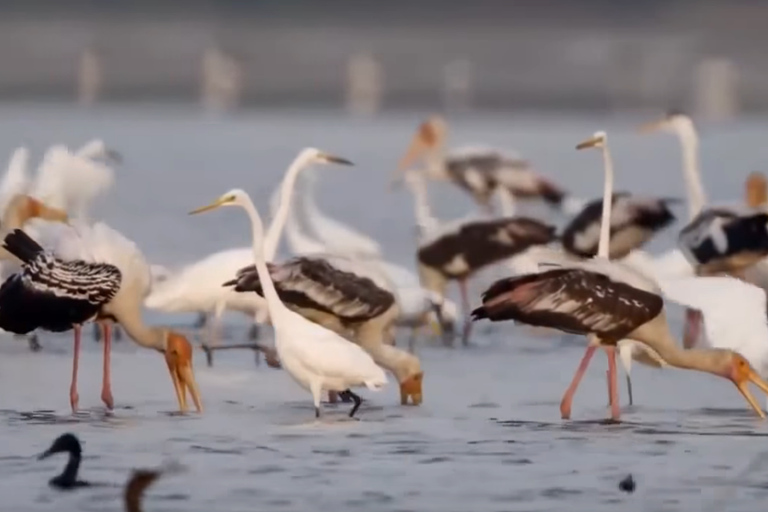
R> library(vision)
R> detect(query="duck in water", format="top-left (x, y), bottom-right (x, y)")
top-left (38, 433), bottom-right (90, 489)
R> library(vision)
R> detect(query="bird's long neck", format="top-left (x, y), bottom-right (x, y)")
top-left (243, 194), bottom-right (289, 317)
top-left (262, 155), bottom-right (311, 261)
top-left (676, 123), bottom-right (707, 220)
top-left (495, 186), bottom-right (517, 217)
top-left (596, 143), bottom-right (615, 259)
top-left (406, 171), bottom-right (439, 237)
top-left (637, 318), bottom-right (725, 374)
top-left (59, 450), bottom-right (82, 485)
top-left (112, 301), bottom-right (166, 351)
top-left (363, 342), bottom-right (421, 383)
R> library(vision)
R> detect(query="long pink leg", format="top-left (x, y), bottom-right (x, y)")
top-left (560, 345), bottom-right (597, 419)
top-left (101, 323), bottom-right (114, 410)
top-left (682, 308), bottom-right (702, 349)
top-left (605, 345), bottom-right (620, 421)
top-left (70, 325), bottom-right (81, 413)
top-left (459, 278), bottom-right (472, 346)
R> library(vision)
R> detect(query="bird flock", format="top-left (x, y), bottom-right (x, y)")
top-left (1, 111), bottom-right (768, 429)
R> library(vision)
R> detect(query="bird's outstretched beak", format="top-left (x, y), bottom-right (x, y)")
top-left (165, 333), bottom-right (203, 413)
top-left (400, 371), bottom-right (423, 406)
top-left (731, 357), bottom-right (768, 418)
top-left (319, 153), bottom-right (354, 166)
top-left (189, 197), bottom-right (229, 215)
top-left (576, 135), bottom-right (604, 150)
top-left (37, 448), bottom-right (54, 460)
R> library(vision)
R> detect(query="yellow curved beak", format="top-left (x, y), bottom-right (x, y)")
top-left (429, 318), bottom-right (442, 337)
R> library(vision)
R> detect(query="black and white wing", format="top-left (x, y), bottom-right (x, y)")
top-left (678, 209), bottom-right (768, 269)
top-left (562, 193), bottom-right (678, 259)
top-left (471, 267), bottom-right (663, 343)
top-left (0, 230), bottom-right (121, 333)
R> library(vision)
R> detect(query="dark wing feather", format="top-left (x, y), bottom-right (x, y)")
top-left (0, 252), bottom-right (121, 334)
top-left (679, 209), bottom-right (768, 266)
top-left (471, 268), bottom-right (663, 342)
top-left (418, 217), bottom-right (556, 277)
top-left (224, 258), bottom-right (395, 322)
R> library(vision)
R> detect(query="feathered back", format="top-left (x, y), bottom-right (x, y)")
top-left (30, 145), bottom-right (114, 220)
top-left (0, 147), bottom-right (30, 218)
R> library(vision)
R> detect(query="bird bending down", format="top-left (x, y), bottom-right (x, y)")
top-left (191, 185), bottom-right (388, 419)
top-left (473, 131), bottom-right (667, 421)
top-left (221, 148), bottom-right (422, 407)
top-left (0, 225), bottom-right (202, 414)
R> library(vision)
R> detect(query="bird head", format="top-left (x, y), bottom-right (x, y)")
top-left (164, 332), bottom-right (203, 414)
top-left (720, 351), bottom-right (768, 418)
top-left (576, 131), bottom-right (607, 151)
top-left (188, 188), bottom-right (250, 214)
top-left (637, 110), bottom-right (694, 135)
top-left (400, 371), bottom-right (424, 406)
top-left (38, 433), bottom-right (82, 460)
top-left (391, 115), bottom-right (447, 189)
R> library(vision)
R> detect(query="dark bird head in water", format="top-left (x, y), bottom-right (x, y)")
top-left (124, 461), bottom-right (186, 512)
top-left (38, 433), bottom-right (82, 460)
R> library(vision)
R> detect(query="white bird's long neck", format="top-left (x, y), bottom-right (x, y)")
top-left (242, 195), bottom-right (288, 317)
top-left (596, 143), bottom-right (614, 259)
top-left (676, 123), bottom-right (707, 219)
top-left (262, 155), bottom-right (312, 261)
top-left (406, 171), bottom-right (439, 237)
top-left (495, 187), bottom-right (517, 217)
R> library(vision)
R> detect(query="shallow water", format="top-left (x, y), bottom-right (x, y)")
top-left (0, 105), bottom-right (768, 510)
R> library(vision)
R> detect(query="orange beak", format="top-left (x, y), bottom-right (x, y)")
top-left (400, 372), bottom-right (423, 406)
top-left (165, 333), bottom-right (203, 413)
top-left (731, 361), bottom-right (768, 418)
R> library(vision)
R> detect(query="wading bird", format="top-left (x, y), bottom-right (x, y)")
top-left (191, 181), bottom-right (388, 419)
top-left (0, 224), bottom-right (202, 414)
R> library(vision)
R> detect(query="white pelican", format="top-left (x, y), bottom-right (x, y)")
top-left (394, 116), bottom-right (579, 213)
top-left (0, 224), bottom-right (202, 414)
top-left (191, 182), bottom-right (388, 418)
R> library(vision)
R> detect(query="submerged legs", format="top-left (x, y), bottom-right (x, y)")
top-left (70, 325), bottom-right (82, 413)
top-left (100, 322), bottom-right (114, 410)
top-left (560, 345), bottom-right (597, 419)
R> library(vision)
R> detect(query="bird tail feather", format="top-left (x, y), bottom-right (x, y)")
top-left (3, 229), bottom-right (44, 263)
